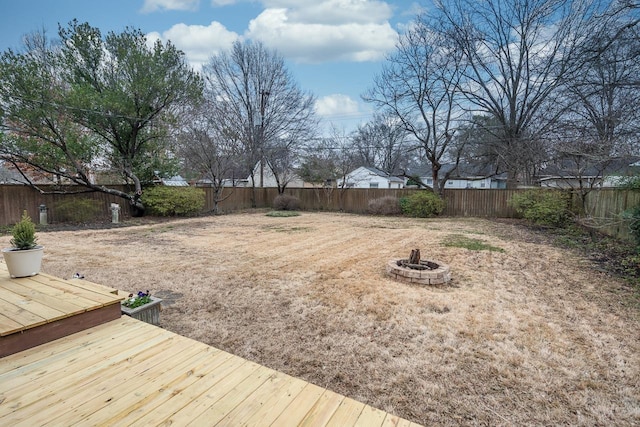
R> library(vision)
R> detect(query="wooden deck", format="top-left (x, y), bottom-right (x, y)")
top-left (0, 263), bottom-right (122, 357)
top-left (0, 264), bottom-right (420, 426)
top-left (0, 317), bottom-right (419, 426)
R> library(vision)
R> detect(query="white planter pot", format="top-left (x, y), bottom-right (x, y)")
top-left (2, 246), bottom-right (44, 278)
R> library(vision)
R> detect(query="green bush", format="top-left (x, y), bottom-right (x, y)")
top-left (624, 205), bottom-right (640, 249)
top-left (141, 186), bottom-right (205, 217)
top-left (509, 190), bottom-right (571, 227)
top-left (265, 211), bottom-right (301, 217)
top-left (273, 194), bottom-right (301, 211)
top-left (54, 198), bottom-right (101, 223)
top-left (399, 191), bottom-right (445, 218)
top-left (368, 196), bottom-right (401, 215)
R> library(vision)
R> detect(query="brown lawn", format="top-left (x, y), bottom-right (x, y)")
top-left (15, 212), bottom-right (639, 426)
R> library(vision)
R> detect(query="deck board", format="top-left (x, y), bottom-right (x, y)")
top-left (327, 397), bottom-right (367, 425)
top-left (299, 389), bottom-right (346, 426)
top-left (0, 317), bottom-right (419, 426)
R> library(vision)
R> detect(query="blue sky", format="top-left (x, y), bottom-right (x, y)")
top-left (0, 0), bottom-right (423, 134)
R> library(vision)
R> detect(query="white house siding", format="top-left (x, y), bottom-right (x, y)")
top-left (246, 161), bottom-right (305, 188)
top-left (423, 176), bottom-right (493, 189)
top-left (340, 167), bottom-right (405, 189)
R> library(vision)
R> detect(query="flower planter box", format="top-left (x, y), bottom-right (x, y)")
top-left (121, 296), bottom-right (162, 325)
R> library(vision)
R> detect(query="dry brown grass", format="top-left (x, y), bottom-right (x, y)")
top-left (15, 212), bottom-right (639, 426)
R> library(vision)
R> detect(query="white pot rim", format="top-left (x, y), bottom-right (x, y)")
top-left (2, 245), bottom-right (44, 253)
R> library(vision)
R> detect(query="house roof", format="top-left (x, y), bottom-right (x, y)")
top-left (356, 166), bottom-right (405, 182)
top-left (155, 175), bottom-right (189, 187)
top-left (539, 156), bottom-right (640, 179)
top-left (0, 162), bottom-right (28, 184)
top-left (406, 162), bottom-right (506, 180)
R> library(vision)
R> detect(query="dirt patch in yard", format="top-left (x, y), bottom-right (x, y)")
top-left (15, 212), bottom-right (639, 426)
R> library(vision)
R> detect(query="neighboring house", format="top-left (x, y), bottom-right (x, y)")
top-left (0, 160), bottom-right (76, 185)
top-left (0, 161), bottom-right (28, 184)
top-left (407, 163), bottom-right (507, 190)
top-left (538, 157), bottom-right (640, 189)
top-left (246, 160), bottom-right (305, 188)
top-left (339, 166), bottom-right (405, 189)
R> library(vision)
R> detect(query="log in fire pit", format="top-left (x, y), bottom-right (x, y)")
top-left (386, 249), bottom-right (451, 285)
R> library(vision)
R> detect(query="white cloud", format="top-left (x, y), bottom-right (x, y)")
top-left (315, 94), bottom-right (360, 117)
top-left (246, 5), bottom-right (397, 63)
top-left (147, 22), bottom-right (240, 70)
top-left (262, 0), bottom-right (393, 25)
top-left (146, 0), bottom-right (399, 66)
top-left (141, 0), bottom-right (200, 13)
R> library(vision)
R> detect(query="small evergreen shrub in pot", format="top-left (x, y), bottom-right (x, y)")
top-left (273, 194), bottom-right (301, 211)
top-left (2, 211), bottom-right (44, 278)
top-left (399, 191), bottom-right (446, 217)
top-left (141, 186), bottom-right (205, 217)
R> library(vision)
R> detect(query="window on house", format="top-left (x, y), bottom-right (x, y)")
top-left (426, 178), bottom-right (433, 184)
top-left (369, 182), bottom-right (379, 189)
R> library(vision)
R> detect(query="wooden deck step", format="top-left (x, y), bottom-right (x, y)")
top-left (0, 263), bottom-right (123, 357)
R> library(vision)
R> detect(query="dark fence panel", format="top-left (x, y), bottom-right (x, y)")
top-left (0, 185), bottom-right (132, 226)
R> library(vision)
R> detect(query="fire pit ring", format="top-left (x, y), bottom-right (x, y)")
top-left (386, 249), bottom-right (451, 285)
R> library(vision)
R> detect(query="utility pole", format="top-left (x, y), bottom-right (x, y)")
top-left (259, 90), bottom-right (270, 187)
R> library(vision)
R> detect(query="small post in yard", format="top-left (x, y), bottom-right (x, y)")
top-left (110, 203), bottom-right (120, 223)
top-left (39, 204), bottom-right (47, 225)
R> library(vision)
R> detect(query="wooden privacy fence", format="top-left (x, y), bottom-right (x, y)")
top-left (1, 185), bottom-right (521, 226)
top-left (206, 187), bottom-right (524, 217)
top-left (581, 189), bottom-right (640, 242)
top-left (1, 185), bottom-right (638, 242)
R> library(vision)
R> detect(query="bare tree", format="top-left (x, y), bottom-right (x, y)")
top-left (363, 14), bottom-right (465, 195)
top-left (202, 40), bottom-right (317, 205)
top-left (550, 21), bottom-right (640, 211)
top-left (350, 112), bottom-right (411, 175)
top-left (298, 127), bottom-right (359, 210)
top-left (264, 137), bottom-right (303, 194)
top-left (177, 101), bottom-right (242, 214)
top-left (434, 0), bottom-right (609, 187)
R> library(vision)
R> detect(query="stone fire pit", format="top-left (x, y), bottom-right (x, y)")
top-left (386, 249), bottom-right (451, 285)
